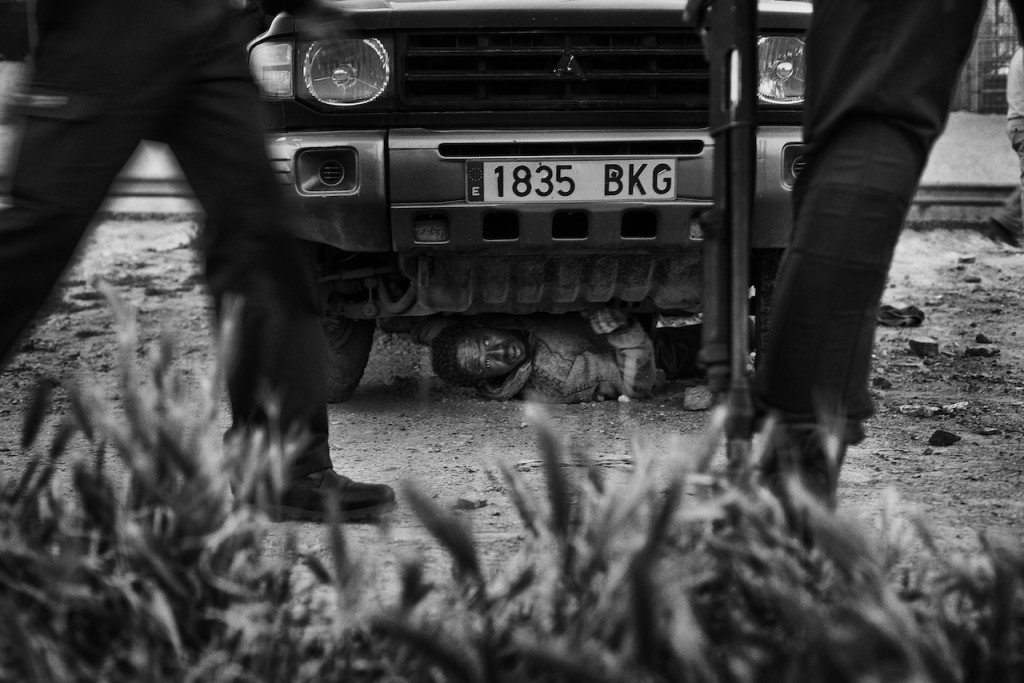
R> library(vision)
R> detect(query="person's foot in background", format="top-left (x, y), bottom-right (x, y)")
top-left (986, 187), bottom-right (1024, 247)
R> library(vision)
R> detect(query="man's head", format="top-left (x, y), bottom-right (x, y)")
top-left (431, 325), bottom-right (529, 386)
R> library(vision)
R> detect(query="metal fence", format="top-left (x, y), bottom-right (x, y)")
top-left (955, 0), bottom-right (1020, 114)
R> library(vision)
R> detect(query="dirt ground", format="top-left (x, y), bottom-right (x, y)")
top-left (1, 216), bottom-right (1022, 586)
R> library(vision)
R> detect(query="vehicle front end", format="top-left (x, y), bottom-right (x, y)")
top-left (247, 0), bottom-right (809, 398)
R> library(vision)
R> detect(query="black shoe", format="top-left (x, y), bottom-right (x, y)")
top-left (760, 423), bottom-right (845, 513)
top-left (274, 469), bottom-right (396, 522)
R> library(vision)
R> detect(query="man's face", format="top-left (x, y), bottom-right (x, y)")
top-left (455, 328), bottom-right (527, 380)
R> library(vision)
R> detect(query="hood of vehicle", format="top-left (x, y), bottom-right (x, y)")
top-left (317, 0), bottom-right (809, 31)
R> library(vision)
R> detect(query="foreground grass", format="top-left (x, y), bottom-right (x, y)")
top-left (1, 296), bottom-right (1022, 682)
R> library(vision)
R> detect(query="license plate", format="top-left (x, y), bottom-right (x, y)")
top-left (466, 158), bottom-right (676, 203)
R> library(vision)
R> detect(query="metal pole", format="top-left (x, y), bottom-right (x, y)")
top-left (694, 0), bottom-right (758, 466)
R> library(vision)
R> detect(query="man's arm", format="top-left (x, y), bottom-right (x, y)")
top-left (579, 309), bottom-right (657, 398)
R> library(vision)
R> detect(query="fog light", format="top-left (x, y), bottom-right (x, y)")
top-left (318, 159), bottom-right (346, 186)
top-left (296, 148), bottom-right (358, 193)
top-left (414, 215), bottom-right (449, 243)
top-left (782, 144), bottom-right (807, 188)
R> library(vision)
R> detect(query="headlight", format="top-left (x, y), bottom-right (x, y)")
top-left (249, 40), bottom-right (294, 99)
top-left (757, 36), bottom-right (805, 105)
top-left (303, 38), bottom-right (390, 106)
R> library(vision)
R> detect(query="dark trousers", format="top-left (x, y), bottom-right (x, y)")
top-left (0, 0), bottom-right (331, 476)
top-left (753, 0), bottom-right (987, 441)
top-left (995, 118), bottom-right (1024, 235)
top-left (990, 185), bottom-right (1024, 235)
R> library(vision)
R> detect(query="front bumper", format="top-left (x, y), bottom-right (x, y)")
top-left (266, 126), bottom-right (803, 254)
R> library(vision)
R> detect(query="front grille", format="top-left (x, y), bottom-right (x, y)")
top-left (399, 30), bottom-right (709, 112)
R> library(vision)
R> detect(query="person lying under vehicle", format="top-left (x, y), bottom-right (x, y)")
top-left (388, 309), bottom-right (703, 403)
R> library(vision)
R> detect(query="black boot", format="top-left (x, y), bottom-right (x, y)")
top-left (760, 423), bottom-right (846, 539)
top-left (274, 469), bottom-right (396, 522)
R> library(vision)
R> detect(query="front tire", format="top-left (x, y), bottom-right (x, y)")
top-left (323, 311), bottom-right (375, 403)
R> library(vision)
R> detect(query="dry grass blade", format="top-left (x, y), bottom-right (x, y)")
top-left (688, 405), bottom-right (728, 474)
top-left (149, 334), bottom-right (175, 393)
top-left (628, 547), bottom-right (660, 668)
top-left (528, 406), bottom-right (572, 543)
top-left (515, 643), bottom-right (621, 683)
top-left (787, 481), bottom-right (877, 582)
top-left (20, 379), bottom-right (55, 450)
top-left (399, 560), bottom-right (432, 610)
top-left (649, 479), bottom-right (682, 551)
top-left (302, 553), bottom-right (334, 586)
top-left (663, 588), bottom-right (714, 681)
top-left (499, 565), bottom-right (536, 603)
top-left (146, 585), bottom-right (185, 658)
top-left (64, 384), bottom-right (96, 442)
top-left (322, 491), bottom-right (359, 594)
top-left (8, 457), bottom-right (40, 503)
top-left (572, 445), bottom-right (605, 495)
top-left (627, 481), bottom-right (683, 668)
top-left (0, 596), bottom-right (56, 683)
top-left (978, 532), bottom-right (1024, 678)
top-left (46, 421), bottom-right (76, 462)
top-left (372, 615), bottom-right (482, 683)
top-left (21, 460), bottom-right (56, 518)
top-left (96, 279), bottom-right (137, 347)
top-left (154, 428), bottom-right (198, 481)
top-left (492, 462), bottom-right (540, 536)
top-left (404, 483), bottom-right (481, 584)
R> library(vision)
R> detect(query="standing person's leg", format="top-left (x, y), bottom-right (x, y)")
top-left (1011, 186), bottom-right (1024, 236)
top-left (988, 114), bottom-right (1024, 244)
top-left (0, 2), bottom-right (173, 364)
top-left (1008, 119), bottom-right (1024, 238)
top-left (987, 186), bottom-right (1022, 245)
top-left (164, 4), bottom-right (393, 520)
top-left (754, 0), bottom-right (987, 506)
